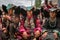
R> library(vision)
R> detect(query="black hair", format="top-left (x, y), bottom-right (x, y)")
top-left (0, 10), bottom-right (2, 16)
top-left (20, 8), bottom-right (27, 17)
top-left (31, 7), bottom-right (35, 11)
top-left (20, 8), bottom-right (27, 21)
top-left (13, 6), bottom-right (16, 10)
top-left (14, 6), bottom-right (27, 21)
top-left (45, 0), bottom-right (48, 5)
top-left (14, 6), bottom-right (21, 16)
top-left (43, 9), bottom-right (49, 18)
top-left (32, 9), bottom-right (40, 27)
top-left (33, 9), bottom-right (40, 17)
top-left (2, 5), bottom-right (8, 13)
top-left (41, 6), bottom-right (44, 12)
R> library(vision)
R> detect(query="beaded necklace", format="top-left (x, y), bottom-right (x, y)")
top-left (49, 18), bottom-right (56, 27)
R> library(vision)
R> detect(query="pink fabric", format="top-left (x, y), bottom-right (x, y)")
top-left (44, 5), bottom-right (52, 11)
top-left (19, 18), bottom-right (42, 39)
top-left (28, 16), bottom-right (31, 20)
top-left (34, 24), bottom-right (42, 33)
top-left (17, 36), bottom-right (22, 40)
top-left (34, 27), bottom-right (42, 32)
top-left (19, 25), bottom-right (26, 34)
top-left (34, 19), bottom-right (42, 40)
top-left (34, 19), bottom-right (42, 33)
top-left (36, 18), bottom-right (41, 26)
top-left (19, 24), bottom-right (30, 37)
top-left (20, 19), bottom-right (24, 25)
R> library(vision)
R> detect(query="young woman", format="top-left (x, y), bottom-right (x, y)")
top-left (33, 9), bottom-right (44, 40)
top-left (3, 4), bottom-right (16, 39)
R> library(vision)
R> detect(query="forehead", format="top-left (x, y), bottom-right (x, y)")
top-left (27, 10), bottom-right (32, 12)
top-left (50, 11), bottom-right (56, 13)
top-left (8, 8), bottom-right (13, 11)
top-left (49, 12), bottom-right (56, 15)
top-left (50, 11), bottom-right (55, 13)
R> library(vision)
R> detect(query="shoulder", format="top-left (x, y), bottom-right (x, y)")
top-left (56, 18), bottom-right (60, 23)
top-left (56, 17), bottom-right (60, 28)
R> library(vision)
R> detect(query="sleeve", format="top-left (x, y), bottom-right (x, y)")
top-left (57, 19), bottom-right (60, 30)
top-left (43, 18), bottom-right (48, 28)
top-left (19, 25), bottom-right (26, 34)
top-left (19, 25), bottom-right (30, 35)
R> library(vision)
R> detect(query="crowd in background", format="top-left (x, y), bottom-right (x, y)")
top-left (0, 0), bottom-right (60, 40)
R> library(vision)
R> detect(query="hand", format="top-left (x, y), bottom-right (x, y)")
top-left (33, 38), bottom-right (36, 40)
top-left (5, 15), bottom-right (11, 20)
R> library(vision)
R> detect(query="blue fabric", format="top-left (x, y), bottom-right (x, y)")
top-left (26, 6), bottom-right (32, 10)
top-left (7, 4), bottom-right (13, 10)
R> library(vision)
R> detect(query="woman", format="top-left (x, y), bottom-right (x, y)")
top-left (3, 4), bottom-right (16, 39)
top-left (33, 18), bottom-right (42, 40)
top-left (41, 8), bottom-right (59, 40)
top-left (19, 8), bottom-right (34, 40)
top-left (2, 5), bottom-right (8, 28)
top-left (15, 7), bottom-right (29, 40)
top-left (33, 9), bottom-right (43, 40)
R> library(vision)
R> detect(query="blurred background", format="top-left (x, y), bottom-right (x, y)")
top-left (0, 0), bottom-right (60, 8)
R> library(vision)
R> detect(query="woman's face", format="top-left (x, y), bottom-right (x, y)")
top-left (49, 11), bottom-right (56, 18)
top-left (8, 8), bottom-right (13, 15)
top-left (27, 11), bottom-right (32, 17)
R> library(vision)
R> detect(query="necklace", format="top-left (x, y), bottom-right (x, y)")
top-left (49, 18), bottom-right (56, 27)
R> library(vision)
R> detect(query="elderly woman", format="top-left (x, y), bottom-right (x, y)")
top-left (41, 8), bottom-right (60, 40)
